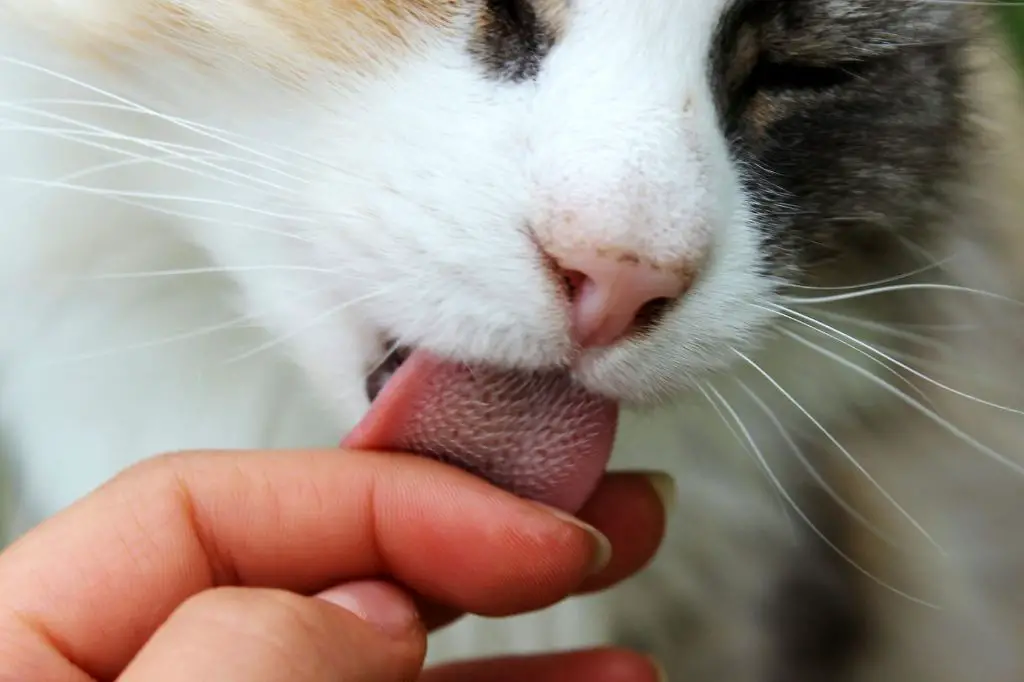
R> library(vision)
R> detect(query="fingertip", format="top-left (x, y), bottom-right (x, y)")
top-left (528, 503), bottom-right (613, 576)
top-left (575, 471), bottom-right (671, 594)
top-left (372, 459), bottom-right (608, 616)
top-left (643, 471), bottom-right (678, 515)
top-left (586, 651), bottom-right (667, 682)
top-left (316, 580), bottom-right (422, 639)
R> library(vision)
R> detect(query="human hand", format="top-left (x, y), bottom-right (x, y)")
top-left (0, 448), bottom-right (670, 681)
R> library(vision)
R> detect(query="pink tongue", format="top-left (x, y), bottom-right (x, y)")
top-left (342, 350), bottom-right (619, 513)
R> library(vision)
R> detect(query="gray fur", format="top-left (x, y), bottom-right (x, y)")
top-left (610, 5), bottom-right (1024, 681)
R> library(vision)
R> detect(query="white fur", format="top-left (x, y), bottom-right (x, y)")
top-left (2, 1), bottom-right (1022, 677)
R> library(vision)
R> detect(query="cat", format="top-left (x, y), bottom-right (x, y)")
top-left (3, 1), bottom-right (1024, 679)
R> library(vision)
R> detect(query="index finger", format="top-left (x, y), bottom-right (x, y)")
top-left (0, 449), bottom-right (666, 681)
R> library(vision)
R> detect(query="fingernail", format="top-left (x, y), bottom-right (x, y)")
top-left (316, 581), bottom-right (419, 638)
top-left (535, 504), bottom-right (613, 576)
top-left (647, 655), bottom-right (668, 682)
top-left (642, 470), bottom-right (677, 515)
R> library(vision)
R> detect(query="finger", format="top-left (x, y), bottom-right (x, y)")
top-left (120, 582), bottom-right (425, 682)
top-left (575, 471), bottom-right (673, 594)
top-left (0, 450), bottom-right (666, 680)
top-left (421, 649), bottom-right (665, 682)
top-left (415, 471), bottom-right (672, 632)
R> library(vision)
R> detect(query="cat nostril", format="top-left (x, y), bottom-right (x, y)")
top-left (560, 268), bottom-right (589, 299)
top-left (633, 297), bottom-right (674, 333)
top-left (545, 249), bottom-right (697, 349)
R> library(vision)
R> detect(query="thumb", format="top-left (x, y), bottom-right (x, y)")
top-left (118, 581), bottom-right (426, 682)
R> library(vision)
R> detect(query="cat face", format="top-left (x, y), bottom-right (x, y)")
top-left (8, 0), bottom-right (971, 417)
top-left (288, 0), bottom-right (969, 412)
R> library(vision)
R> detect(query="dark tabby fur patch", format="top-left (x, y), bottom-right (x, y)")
top-left (765, 487), bottom-right (870, 682)
top-left (470, 0), bottom-right (556, 81)
top-left (712, 0), bottom-right (972, 278)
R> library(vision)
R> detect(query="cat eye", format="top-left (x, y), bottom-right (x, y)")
top-left (744, 58), bottom-right (861, 93)
top-left (723, 52), bottom-right (872, 133)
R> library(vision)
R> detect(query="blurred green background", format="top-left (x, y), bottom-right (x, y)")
top-left (1002, 1), bottom-right (1024, 65)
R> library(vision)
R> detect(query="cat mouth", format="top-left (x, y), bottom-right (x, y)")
top-left (342, 344), bottom-right (620, 513)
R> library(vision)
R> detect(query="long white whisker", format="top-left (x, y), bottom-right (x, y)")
top-left (761, 307), bottom-right (936, 407)
top-left (783, 257), bottom-right (953, 292)
top-left (71, 193), bottom-right (319, 245)
top-left (82, 265), bottom-right (341, 280)
top-left (810, 309), bottom-right (960, 349)
top-left (4, 177), bottom-right (315, 223)
top-left (224, 284), bottom-right (403, 365)
top-left (782, 283), bottom-right (1024, 307)
top-left (732, 378), bottom-right (900, 547)
top-left (37, 313), bottom-right (259, 366)
top-left (1, 97), bottom-right (314, 177)
top-left (695, 382), bottom-right (797, 537)
top-left (781, 328), bottom-right (1024, 477)
top-left (0, 57), bottom-right (332, 174)
top-left (0, 119), bottom-right (305, 189)
top-left (46, 151), bottom-right (204, 185)
top-left (771, 304), bottom-right (1024, 418)
top-left (0, 108), bottom-right (302, 197)
top-left (701, 383), bottom-right (938, 609)
top-left (731, 347), bottom-right (945, 555)
top-left (32, 283), bottom-right (335, 365)
top-left (79, 265), bottom-right (399, 286)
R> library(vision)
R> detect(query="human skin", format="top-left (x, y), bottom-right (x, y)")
top-left (0, 448), bottom-right (670, 681)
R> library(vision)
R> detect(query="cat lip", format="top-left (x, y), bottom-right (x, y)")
top-left (365, 342), bottom-right (412, 403)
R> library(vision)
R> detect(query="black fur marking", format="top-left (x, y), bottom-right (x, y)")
top-left (471, 0), bottom-right (554, 81)
top-left (710, 1), bottom-right (971, 278)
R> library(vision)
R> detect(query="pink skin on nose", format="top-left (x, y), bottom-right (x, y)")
top-left (552, 251), bottom-right (694, 348)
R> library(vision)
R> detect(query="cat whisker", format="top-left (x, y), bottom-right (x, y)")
top-left (0, 56), bottom-right (335, 175)
top-left (780, 328), bottom-right (1024, 477)
top-left (35, 315), bottom-right (259, 367)
top-left (700, 381), bottom-right (939, 609)
top-left (81, 264), bottom-right (344, 281)
top-left (868, 343), bottom-right (1023, 398)
top-left (223, 283), bottom-right (405, 366)
top-left (730, 347), bottom-right (944, 556)
top-left (695, 381), bottom-right (798, 538)
top-left (782, 257), bottom-right (953, 293)
top-left (3, 176), bottom-right (315, 224)
top-left (0, 108), bottom-right (303, 197)
top-left (20, 150), bottom-right (201, 189)
top-left (0, 122), bottom-right (308, 191)
top-left (0, 97), bottom-right (319, 176)
top-left (29, 284), bottom-right (333, 366)
top-left (81, 195), bottom-right (320, 245)
top-left (731, 377), bottom-right (901, 548)
top-left (781, 282), bottom-right (1024, 307)
top-left (811, 309), bottom-right (972, 344)
top-left (896, 235), bottom-right (948, 269)
top-left (763, 309), bottom-right (938, 407)
top-left (789, 327), bottom-right (1003, 398)
top-left (0, 143), bottom-right (319, 245)
top-left (770, 303), bottom-right (1024, 419)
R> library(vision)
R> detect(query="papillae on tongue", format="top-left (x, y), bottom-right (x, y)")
top-left (342, 349), bottom-right (619, 513)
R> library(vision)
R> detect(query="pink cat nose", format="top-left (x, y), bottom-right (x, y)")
top-left (548, 249), bottom-right (697, 348)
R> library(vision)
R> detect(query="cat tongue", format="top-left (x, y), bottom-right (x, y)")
top-left (342, 349), bottom-right (619, 513)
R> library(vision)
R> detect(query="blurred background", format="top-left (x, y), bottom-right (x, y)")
top-left (1001, 1), bottom-right (1024, 65)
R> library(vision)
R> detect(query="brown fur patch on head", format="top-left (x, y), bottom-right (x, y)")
top-left (3, 0), bottom-right (460, 75)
